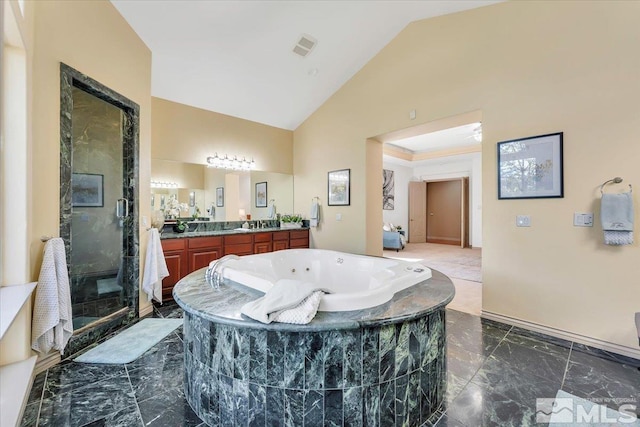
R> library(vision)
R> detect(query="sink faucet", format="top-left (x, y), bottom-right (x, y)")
top-left (205, 254), bottom-right (240, 289)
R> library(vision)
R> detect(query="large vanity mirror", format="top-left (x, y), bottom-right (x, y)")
top-left (151, 159), bottom-right (293, 221)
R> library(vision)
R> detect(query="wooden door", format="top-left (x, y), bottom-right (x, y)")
top-left (408, 181), bottom-right (427, 243)
top-left (427, 180), bottom-right (462, 245)
top-left (461, 177), bottom-right (469, 248)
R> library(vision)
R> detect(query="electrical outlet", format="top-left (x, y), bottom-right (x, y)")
top-left (409, 109), bottom-right (416, 120)
top-left (574, 212), bottom-right (593, 227)
top-left (516, 215), bottom-right (531, 227)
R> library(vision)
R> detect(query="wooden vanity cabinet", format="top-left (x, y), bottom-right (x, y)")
top-left (224, 234), bottom-right (253, 256)
top-left (290, 229), bottom-right (310, 248)
top-left (188, 236), bottom-right (223, 272)
top-left (161, 229), bottom-right (310, 300)
top-left (253, 232), bottom-right (273, 254)
top-left (161, 238), bottom-right (188, 300)
top-left (272, 231), bottom-right (289, 251)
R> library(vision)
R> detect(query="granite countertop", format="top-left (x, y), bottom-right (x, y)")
top-left (160, 227), bottom-right (308, 239)
top-left (172, 266), bottom-right (455, 332)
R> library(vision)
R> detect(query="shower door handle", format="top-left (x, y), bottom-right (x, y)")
top-left (116, 198), bottom-right (129, 218)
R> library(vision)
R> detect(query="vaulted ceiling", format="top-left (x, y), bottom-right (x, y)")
top-left (112, 1), bottom-right (499, 131)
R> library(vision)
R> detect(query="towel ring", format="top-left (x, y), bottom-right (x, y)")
top-left (600, 177), bottom-right (632, 195)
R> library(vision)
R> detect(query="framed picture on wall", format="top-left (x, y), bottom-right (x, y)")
top-left (497, 132), bottom-right (563, 199)
top-left (328, 169), bottom-right (350, 206)
top-left (256, 182), bottom-right (267, 207)
top-left (383, 169), bottom-right (394, 210)
top-left (216, 187), bottom-right (224, 207)
top-left (71, 173), bottom-right (104, 207)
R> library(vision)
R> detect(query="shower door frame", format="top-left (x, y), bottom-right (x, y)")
top-left (59, 63), bottom-right (140, 357)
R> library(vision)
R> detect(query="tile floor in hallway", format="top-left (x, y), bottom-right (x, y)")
top-left (21, 303), bottom-right (640, 427)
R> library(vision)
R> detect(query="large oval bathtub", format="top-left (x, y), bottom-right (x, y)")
top-left (174, 253), bottom-right (455, 427)
top-left (216, 248), bottom-right (432, 311)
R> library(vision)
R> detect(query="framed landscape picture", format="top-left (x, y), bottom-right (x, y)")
top-left (498, 132), bottom-right (563, 199)
top-left (328, 169), bottom-right (350, 206)
top-left (255, 182), bottom-right (267, 207)
top-left (72, 173), bottom-right (104, 207)
top-left (216, 187), bottom-right (224, 207)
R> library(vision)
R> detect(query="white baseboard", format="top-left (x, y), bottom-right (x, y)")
top-left (481, 310), bottom-right (640, 360)
top-left (34, 351), bottom-right (61, 375)
top-left (139, 304), bottom-right (153, 318)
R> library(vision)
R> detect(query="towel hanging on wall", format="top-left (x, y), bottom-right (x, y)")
top-left (142, 228), bottom-right (169, 303)
top-left (310, 199), bottom-right (320, 227)
top-left (32, 238), bottom-right (74, 355)
top-left (267, 201), bottom-right (276, 219)
top-left (601, 191), bottom-right (634, 245)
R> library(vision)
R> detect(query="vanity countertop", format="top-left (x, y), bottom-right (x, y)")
top-left (160, 226), bottom-right (309, 240)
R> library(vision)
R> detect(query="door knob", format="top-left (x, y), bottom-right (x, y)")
top-left (429, 212), bottom-right (434, 216)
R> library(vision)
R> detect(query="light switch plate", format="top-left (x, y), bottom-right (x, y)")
top-left (336, 213), bottom-right (342, 221)
top-left (516, 215), bottom-right (531, 227)
top-left (574, 212), bottom-right (594, 227)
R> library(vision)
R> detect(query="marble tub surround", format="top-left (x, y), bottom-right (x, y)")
top-left (173, 266), bottom-right (455, 330)
top-left (174, 266), bottom-right (455, 426)
top-left (22, 303), bottom-right (640, 427)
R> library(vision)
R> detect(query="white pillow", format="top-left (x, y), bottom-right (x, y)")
top-left (389, 223), bottom-right (397, 231)
top-left (383, 224), bottom-right (391, 232)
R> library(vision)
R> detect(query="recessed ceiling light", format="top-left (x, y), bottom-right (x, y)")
top-left (308, 68), bottom-right (319, 76)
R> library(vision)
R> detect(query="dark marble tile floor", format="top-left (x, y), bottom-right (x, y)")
top-left (22, 304), bottom-right (640, 427)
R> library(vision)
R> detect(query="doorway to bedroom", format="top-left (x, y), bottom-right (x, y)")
top-left (378, 111), bottom-right (482, 315)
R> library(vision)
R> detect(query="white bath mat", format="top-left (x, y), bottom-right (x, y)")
top-left (74, 318), bottom-right (182, 364)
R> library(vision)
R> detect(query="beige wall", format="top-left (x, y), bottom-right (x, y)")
top-left (9, 0), bottom-right (152, 362)
top-left (152, 97), bottom-right (293, 174)
top-left (294, 1), bottom-right (640, 351)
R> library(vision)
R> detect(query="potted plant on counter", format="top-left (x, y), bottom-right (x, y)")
top-left (280, 214), bottom-right (303, 229)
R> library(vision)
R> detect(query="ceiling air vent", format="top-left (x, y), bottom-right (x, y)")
top-left (292, 34), bottom-right (317, 57)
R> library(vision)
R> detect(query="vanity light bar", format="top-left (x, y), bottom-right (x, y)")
top-left (206, 153), bottom-right (256, 171)
top-left (151, 181), bottom-right (179, 188)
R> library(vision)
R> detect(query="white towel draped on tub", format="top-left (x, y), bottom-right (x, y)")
top-left (241, 279), bottom-right (327, 324)
top-left (142, 228), bottom-right (169, 303)
top-left (32, 238), bottom-right (73, 355)
top-left (601, 191), bottom-right (634, 245)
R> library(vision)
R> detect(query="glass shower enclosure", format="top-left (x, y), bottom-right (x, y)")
top-left (60, 63), bottom-right (140, 355)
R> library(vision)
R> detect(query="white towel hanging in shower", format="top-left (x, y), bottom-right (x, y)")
top-left (32, 238), bottom-right (74, 355)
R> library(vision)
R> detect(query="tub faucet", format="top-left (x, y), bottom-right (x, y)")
top-left (205, 254), bottom-right (240, 289)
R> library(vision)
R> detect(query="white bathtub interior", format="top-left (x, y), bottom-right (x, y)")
top-left (218, 249), bottom-right (432, 311)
